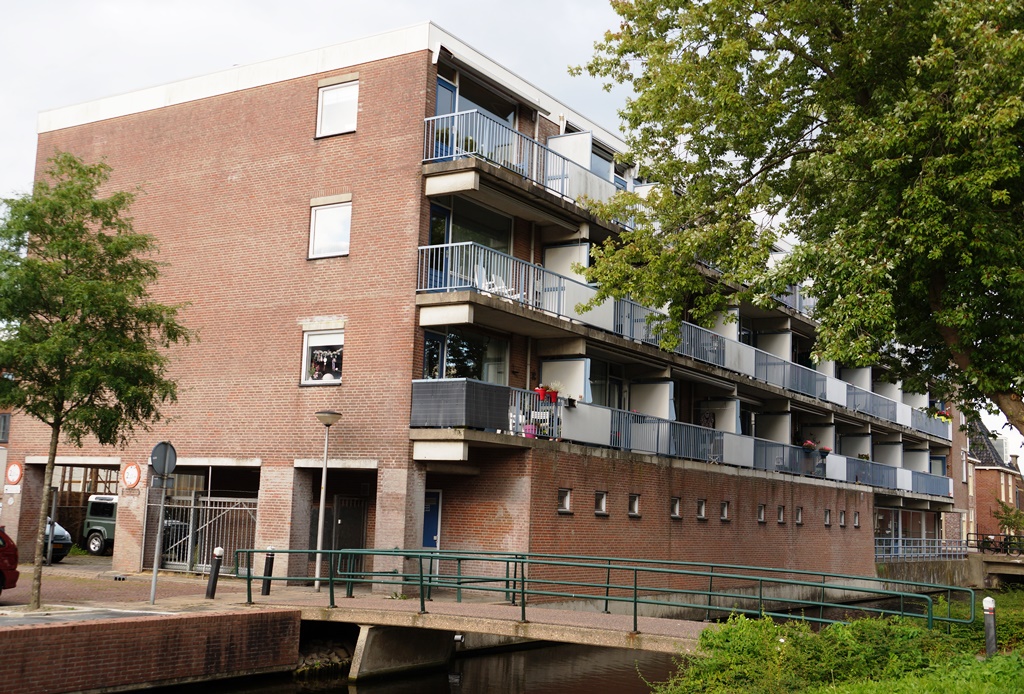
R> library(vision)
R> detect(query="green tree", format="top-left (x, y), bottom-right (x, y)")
top-left (993, 499), bottom-right (1024, 535)
top-left (576, 0), bottom-right (1024, 433)
top-left (0, 152), bottom-right (192, 609)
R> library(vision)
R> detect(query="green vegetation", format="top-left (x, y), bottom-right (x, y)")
top-left (0, 152), bottom-right (193, 609)
top-left (577, 0), bottom-right (1024, 434)
top-left (652, 589), bottom-right (1024, 693)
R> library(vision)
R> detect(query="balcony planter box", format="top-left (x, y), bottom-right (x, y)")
top-left (411, 379), bottom-right (511, 431)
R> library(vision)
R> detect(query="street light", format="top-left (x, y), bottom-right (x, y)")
top-left (314, 410), bottom-right (342, 592)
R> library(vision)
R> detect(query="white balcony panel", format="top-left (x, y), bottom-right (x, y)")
top-left (413, 441), bottom-right (470, 461)
top-left (896, 403), bottom-right (912, 427)
top-left (825, 454), bottom-right (847, 482)
top-left (896, 467), bottom-right (913, 492)
top-left (561, 405), bottom-right (612, 447)
top-left (424, 170), bottom-right (480, 196)
top-left (564, 282), bottom-right (615, 331)
top-left (825, 376), bottom-right (847, 407)
top-left (724, 341), bottom-right (756, 378)
top-left (722, 433), bottom-right (754, 468)
top-left (419, 304), bottom-right (474, 326)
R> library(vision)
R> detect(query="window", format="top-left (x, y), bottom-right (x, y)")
top-left (628, 494), bottom-right (641, 517)
top-left (854, 511), bottom-right (861, 528)
top-left (558, 488), bottom-right (572, 513)
top-left (670, 497), bottom-right (681, 519)
top-left (720, 501), bottom-right (730, 521)
top-left (795, 507), bottom-right (803, 525)
top-left (839, 510), bottom-right (847, 527)
top-left (757, 504), bottom-right (766, 523)
top-left (777, 505), bottom-right (785, 524)
top-left (697, 499), bottom-right (707, 519)
top-left (824, 509), bottom-right (832, 527)
top-left (302, 331), bottom-right (343, 384)
top-left (309, 202), bottom-right (352, 258)
top-left (316, 80), bottom-right (358, 137)
top-left (595, 491), bottom-right (608, 515)
top-left (961, 451), bottom-right (968, 483)
top-left (0, 412), bottom-right (8, 443)
top-left (423, 328), bottom-right (508, 384)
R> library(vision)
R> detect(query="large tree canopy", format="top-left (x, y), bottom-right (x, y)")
top-left (0, 152), bottom-right (192, 608)
top-left (578, 0), bottom-right (1024, 433)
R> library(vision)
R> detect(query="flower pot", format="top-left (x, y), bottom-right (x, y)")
top-left (547, 390), bottom-right (559, 403)
top-left (524, 424), bottom-right (537, 439)
top-left (534, 387), bottom-right (547, 400)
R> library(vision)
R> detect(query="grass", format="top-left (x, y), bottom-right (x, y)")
top-left (650, 587), bottom-right (1024, 694)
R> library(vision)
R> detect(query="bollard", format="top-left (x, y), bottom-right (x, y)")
top-left (261, 546), bottom-right (275, 596)
top-left (205, 547), bottom-right (225, 599)
top-left (984, 596), bottom-right (997, 657)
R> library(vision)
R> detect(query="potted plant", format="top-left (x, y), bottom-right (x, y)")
top-left (801, 439), bottom-right (817, 451)
top-left (857, 453), bottom-right (870, 460)
top-left (818, 446), bottom-right (832, 459)
top-left (547, 381), bottom-right (563, 403)
top-left (534, 383), bottom-right (547, 400)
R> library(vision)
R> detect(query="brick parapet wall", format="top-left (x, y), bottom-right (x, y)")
top-left (0, 610), bottom-right (300, 694)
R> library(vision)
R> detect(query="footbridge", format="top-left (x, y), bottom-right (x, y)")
top-left (233, 548), bottom-right (973, 679)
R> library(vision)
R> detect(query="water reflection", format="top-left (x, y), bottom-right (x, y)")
top-left (168, 643), bottom-right (676, 694)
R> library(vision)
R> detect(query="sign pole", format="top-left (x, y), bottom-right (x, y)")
top-left (149, 482), bottom-right (167, 605)
top-left (148, 441), bottom-right (177, 605)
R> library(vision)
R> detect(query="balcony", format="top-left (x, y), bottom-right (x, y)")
top-left (416, 242), bottom-right (951, 441)
top-left (410, 379), bottom-right (952, 498)
top-left (424, 110), bottom-right (618, 207)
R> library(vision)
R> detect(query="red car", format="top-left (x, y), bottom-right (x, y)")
top-left (0, 526), bottom-right (19, 597)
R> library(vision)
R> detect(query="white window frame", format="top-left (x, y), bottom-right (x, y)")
top-left (854, 511), bottom-right (861, 528)
top-left (720, 500), bottom-right (730, 521)
top-left (595, 491), bottom-right (608, 515)
top-left (670, 497), bottom-right (681, 519)
top-left (697, 499), bottom-right (707, 520)
top-left (316, 80), bottom-right (359, 137)
top-left (839, 510), bottom-right (847, 527)
top-left (302, 330), bottom-right (344, 385)
top-left (824, 509), bottom-right (832, 527)
top-left (309, 201), bottom-right (352, 259)
top-left (757, 504), bottom-right (766, 523)
top-left (778, 505), bottom-right (785, 524)
top-left (795, 506), bottom-right (803, 525)
top-left (628, 493), bottom-right (641, 517)
top-left (557, 488), bottom-right (572, 513)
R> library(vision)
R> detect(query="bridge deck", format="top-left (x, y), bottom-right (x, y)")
top-left (258, 589), bottom-right (710, 654)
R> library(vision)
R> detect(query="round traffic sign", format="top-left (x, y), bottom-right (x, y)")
top-left (150, 442), bottom-right (177, 475)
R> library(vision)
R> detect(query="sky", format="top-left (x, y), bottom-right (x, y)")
top-left (2, 1), bottom-right (1021, 460)
top-left (0, 0), bottom-right (628, 200)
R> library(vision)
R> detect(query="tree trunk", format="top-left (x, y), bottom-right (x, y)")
top-left (991, 392), bottom-right (1024, 446)
top-left (29, 423), bottom-right (61, 610)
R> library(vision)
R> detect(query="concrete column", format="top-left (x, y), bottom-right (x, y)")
top-left (372, 461), bottom-right (426, 588)
top-left (349, 625), bottom-right (454, 681)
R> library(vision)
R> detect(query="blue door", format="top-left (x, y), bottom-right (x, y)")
top-left (423, 490), bottom-right (441, 549)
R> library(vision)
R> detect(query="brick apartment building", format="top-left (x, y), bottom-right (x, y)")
top-left (968, 420), bottom-right (1023, 538)
top-left (0, 23), bottom-right (957, 577)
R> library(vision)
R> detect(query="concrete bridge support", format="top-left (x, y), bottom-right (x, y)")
top-left (349, 624), bottom-right (456, 681)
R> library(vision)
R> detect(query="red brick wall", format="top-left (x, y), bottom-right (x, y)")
top-left (424, 443), bottom-right (875, 579)
top-left (14, 49), bottom-right (437, 557)
top-left (0, 611), bottom-right (299, 694)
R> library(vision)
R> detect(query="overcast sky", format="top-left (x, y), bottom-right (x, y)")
top-left (2, 1), bottom-right (1020, 457)
top-left (0, 0), bottom-right (627, 199)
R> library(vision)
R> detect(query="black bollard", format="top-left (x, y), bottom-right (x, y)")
top-left (261, 547), bottom-right (275, 596)
top-left (984, 596), bottom-right (997, 657)
top-left (205, 547), bottom-right (224, 599)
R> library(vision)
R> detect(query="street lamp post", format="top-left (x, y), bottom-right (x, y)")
top-left (314, 410), bottom-right (342, 592)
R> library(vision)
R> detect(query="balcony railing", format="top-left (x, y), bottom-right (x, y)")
top-left (411, 379), bottom-right (952, 498)
top-left (424, 110), bottom-right (618, 206)
top-left (846, 457), bottom-right (898, 489)
top-left (416, 242), bottom-right (951, 441)
top-left (875, 538), bottom-right (969, 561)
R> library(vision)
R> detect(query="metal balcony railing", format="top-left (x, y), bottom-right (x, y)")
top-left (846, 458), bottom-right (898, 489)
top-left (753, 441), bottom-right (828, 478)
top-left (912, 470), bottom-right (952, 496)
top-left (847, 385), bottom-right (898, 421)
top-left (424, 110), bottom-right (618, 206)
top-left (875, 538), bottom-right (969, 561)
top-left (416, 242), bottom-right (951, 442)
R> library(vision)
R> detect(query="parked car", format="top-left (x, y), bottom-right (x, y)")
top-left (83, 494), bottom-right (118, 556)
top-left (45, 518), bottom-right (73, 564)
top-left (0, 526), bottom-right (18, 596)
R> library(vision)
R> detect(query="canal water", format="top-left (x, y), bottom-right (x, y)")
top-left (162, 643), bottom-right (677, 693)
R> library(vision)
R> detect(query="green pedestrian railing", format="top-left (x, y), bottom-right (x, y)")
top-left (235, 549), bottom-right (974, 633)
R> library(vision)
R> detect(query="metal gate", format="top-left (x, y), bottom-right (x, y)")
top-left (145, 493), bottom-right (257, 575)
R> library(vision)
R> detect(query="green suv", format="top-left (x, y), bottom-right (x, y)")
top-left (83, 494), bottom-right (118, 556)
